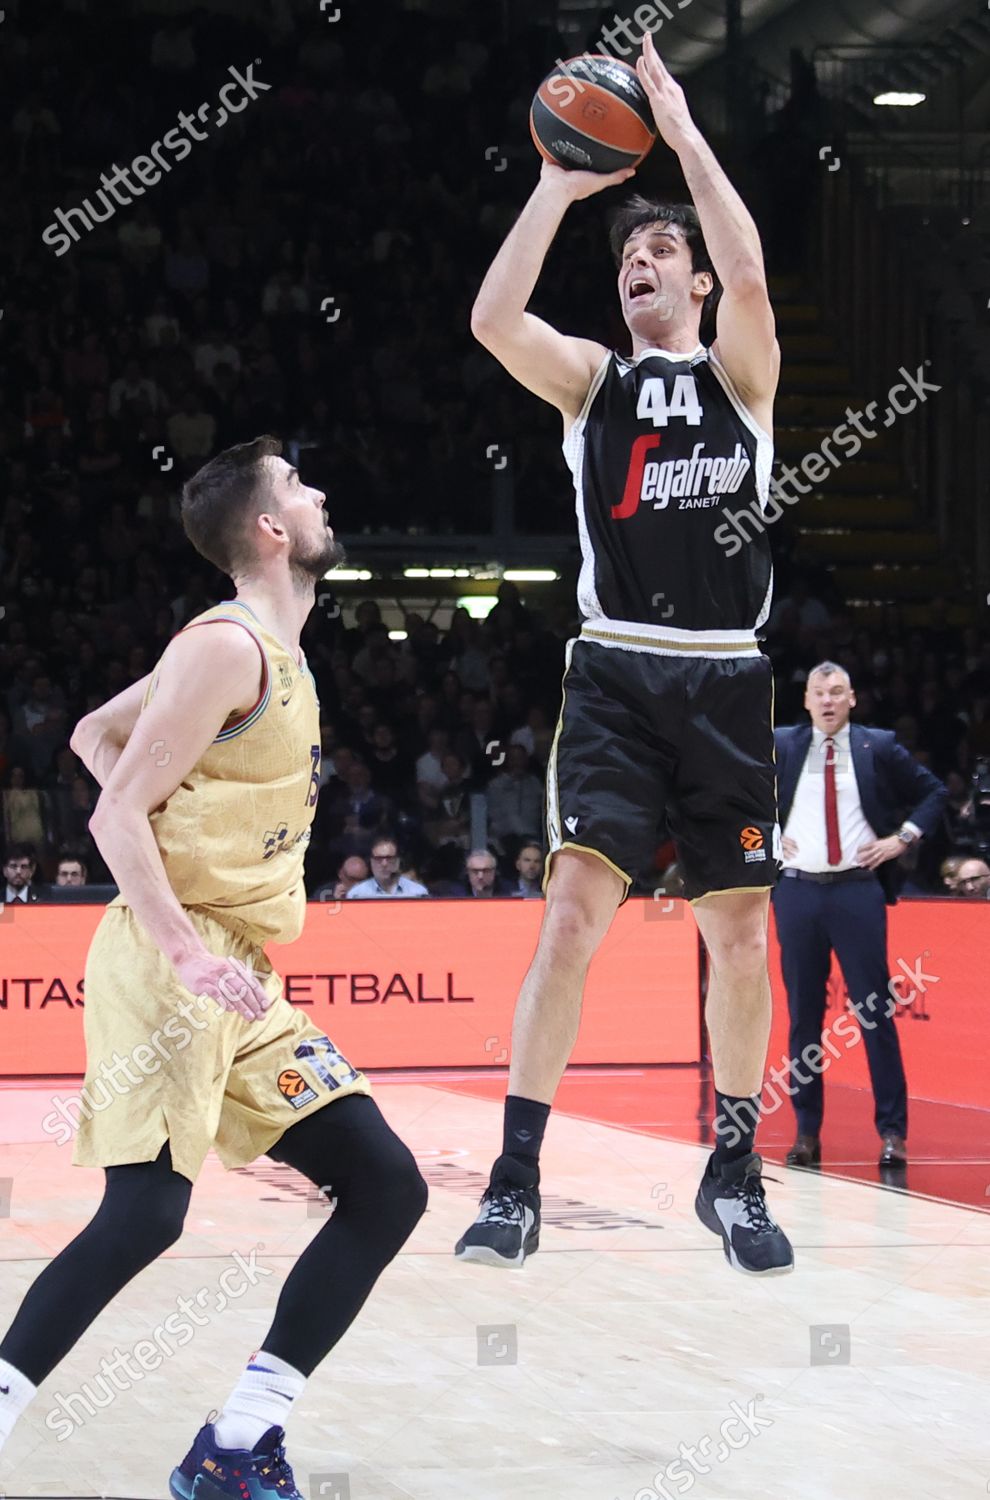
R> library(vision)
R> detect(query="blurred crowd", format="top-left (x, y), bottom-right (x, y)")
top-left (4, 565), bottom-right (990, 901)
top-left (3, 0), bottom-right (990, 903)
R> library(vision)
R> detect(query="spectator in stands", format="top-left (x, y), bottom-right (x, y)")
top-left (2, 766), bottom-right (48, 853)
top-left (510, 705), bottom-right (554, 766)
top-left (312, 854), bottom-right (370, 903)
top-left (166, 388), bottom-right (217, 463)
top-left (942, 770), bottom-right (975, 847)
top-left (3, 844), bottom-right (42, 904)
top-left (55, 850), bottom-right (88, 886)
top-left (940, 852), bottom-right (966, 893)
top-left (421, 751), bottom-right (472, 850)
top-left (954, 857), bottom-right (990, 899)
top-left (456, 697), bottom-right (498, 781)
top-left (366, 723), bottom-right (411, 802)
top-left (324, 758), bottom-right (394, 863)
top-left (512, 842), bottom-right (545, 898)
top-left (768, 575), bottom-right (832, 636)
top-left (416, 727), bottom-right (450, 794)
top-left (463, 848), bottom-right (513, 898)
top-left (347, 837), bottom-right (428, 899)
top-left (486, 743), bottom-right (544, 847)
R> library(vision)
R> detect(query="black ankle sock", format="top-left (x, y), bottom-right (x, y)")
top-left (502, 1094), bottom-right (550, 1168)
top-left (713, 1089), bottom-right (761, 1167)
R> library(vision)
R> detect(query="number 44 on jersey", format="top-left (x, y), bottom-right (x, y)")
top-left (636, 375), bottom-right (703, 427)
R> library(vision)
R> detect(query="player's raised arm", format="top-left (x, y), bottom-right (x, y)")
top-left (636, 34), bottom-right (779, 420)
top-left (471, 160), bottom-right (633, 421)
top-left (87, 622), bottom-right (272, 1019)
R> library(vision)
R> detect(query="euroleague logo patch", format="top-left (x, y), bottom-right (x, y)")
top-left (739, 826), bottom-right (767, 863)
top-left (277, 1068), bottom-right (317, 1110)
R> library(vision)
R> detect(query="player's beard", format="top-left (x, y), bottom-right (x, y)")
top-left (288, 526), bottom-right (346, 587)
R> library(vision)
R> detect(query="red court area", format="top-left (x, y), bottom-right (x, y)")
top-left (423, 1064), bottom-right (990, 1214)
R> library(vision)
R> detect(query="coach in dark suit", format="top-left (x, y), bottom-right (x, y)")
top-left (773, 661), bottom-right (946, 1169)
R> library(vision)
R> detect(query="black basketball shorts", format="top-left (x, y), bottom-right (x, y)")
top-left (544, 637), bottom-right (781, 901)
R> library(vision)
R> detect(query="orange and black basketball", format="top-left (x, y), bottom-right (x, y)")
top-left (530, 54), bottom-right (656, 174)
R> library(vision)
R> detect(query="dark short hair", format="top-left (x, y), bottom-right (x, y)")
top-left (57, 847), bottom-right (88, 874)
top-left (3, 842), bottom-right (37, 865)
top-left (181, 435), bottom-right (282, 576)
top-left (608, 196), bottom-right (722, 341)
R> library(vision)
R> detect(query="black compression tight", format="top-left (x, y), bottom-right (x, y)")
top-left (0, 1095), bottom-right (427, 1385)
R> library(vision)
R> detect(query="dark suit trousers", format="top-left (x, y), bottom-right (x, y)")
top-left (771, 874), bottom-right (908, 1138)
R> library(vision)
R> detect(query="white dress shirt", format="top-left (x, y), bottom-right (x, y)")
top-left (782, 725), bottom-right (879, 873)
top-left (346, 876), bottom-right (428, 899)
top-left (4, 884), bottom-right (30, 903)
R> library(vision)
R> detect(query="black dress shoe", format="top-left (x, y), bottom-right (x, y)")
top-left (786, 1134), bottom-right (821, 1168)
top-left (879, 1134), bottom-right (907, 1167)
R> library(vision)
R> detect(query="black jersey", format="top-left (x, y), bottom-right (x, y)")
top-left (563, 344), bottom-right (773, 654)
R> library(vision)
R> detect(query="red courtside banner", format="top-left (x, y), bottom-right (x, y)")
top-left (766, 900), bottom-right (990, 1111)
top-left (0, 897), bottom-right (700, 1075)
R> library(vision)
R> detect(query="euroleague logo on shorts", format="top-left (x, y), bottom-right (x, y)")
top-left (739, 826), bottom-right (767, 863)
top-left (277, 1068), bottom-right (317, 1110)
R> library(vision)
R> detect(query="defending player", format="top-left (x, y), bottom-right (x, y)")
top-left (0, 437), bottom-right (427, 1496)
top-left (455, 35), bottom-right (791, 1276)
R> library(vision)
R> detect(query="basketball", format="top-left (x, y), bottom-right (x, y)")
top-left (529, 54), bottom-right (656, 174)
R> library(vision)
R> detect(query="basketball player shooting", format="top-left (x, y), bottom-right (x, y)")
top-left (456, 35), bottom-right (792, 1276)
top-left (0, 438), bottom-right (427, 1497)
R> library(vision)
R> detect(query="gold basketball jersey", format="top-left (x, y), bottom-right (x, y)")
top-left (112, 599), bottom-right (321, 945)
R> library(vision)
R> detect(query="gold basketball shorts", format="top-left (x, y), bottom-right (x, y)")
top-left (72, 905), bottom-right (370, 1184)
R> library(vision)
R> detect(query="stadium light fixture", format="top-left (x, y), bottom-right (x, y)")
top-left (457, 595), bottom-right (498, 619)
top-left (873, 91), bottom-right (926, 106)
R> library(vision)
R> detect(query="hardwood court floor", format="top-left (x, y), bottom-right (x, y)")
top-left (1, 1070), bottom-right (988, 1498)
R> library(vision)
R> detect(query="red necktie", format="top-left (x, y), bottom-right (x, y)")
top-left (824, 737), bottom-right (842, 865)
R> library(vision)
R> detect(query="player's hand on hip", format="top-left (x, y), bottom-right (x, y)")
top-left (175, 950), bottom-right (272, 1022)
top-left (538, 158), bottom-right (635, 202)
top-left (781, 834), bottom-right (799, 860)
top-left (636, 32), bottom-right (696, 149)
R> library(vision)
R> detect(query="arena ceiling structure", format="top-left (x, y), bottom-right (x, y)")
top-left (557, 0), bottom-right (990, 132)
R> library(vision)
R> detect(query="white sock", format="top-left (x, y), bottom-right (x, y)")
top-left (213, 1350), bottom-right (306, 1453)
top-left (0, 1359), bottom-right (38, 1452)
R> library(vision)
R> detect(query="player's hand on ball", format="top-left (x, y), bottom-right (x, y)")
top-left (636, 32), bottom-right (696, 149)
top-left (175, 950), bottom-right (272, 1021)
top-left (539, 158), bottom-right (635, 201)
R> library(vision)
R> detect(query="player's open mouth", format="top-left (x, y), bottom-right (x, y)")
top-left (628, 277), bottom-right (656, 301)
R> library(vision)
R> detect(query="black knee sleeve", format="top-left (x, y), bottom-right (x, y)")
top-left (262, 1097), bottom-right (427, 1374)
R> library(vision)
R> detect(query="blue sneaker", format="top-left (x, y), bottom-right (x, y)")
top-left (169, 1418), bottom-right (304, 1498)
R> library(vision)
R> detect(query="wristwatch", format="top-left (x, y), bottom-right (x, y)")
top-left (896, 824), bottom-right (919, 846)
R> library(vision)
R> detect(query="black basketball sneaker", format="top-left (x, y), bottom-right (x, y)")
top-left (695, 1152), bottom-right (794, 1276)
top-left (454, 1155), bottom-right (541, 1268)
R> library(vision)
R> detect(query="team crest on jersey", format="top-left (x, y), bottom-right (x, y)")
top-left (277, 661), bottom-right (293, 694)
top-left (277, 1068), bottom-right (318, 1109)
top-left (740, 826), bottom-right (767, 863)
